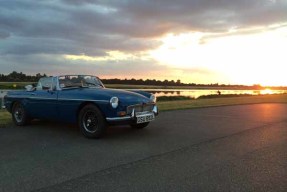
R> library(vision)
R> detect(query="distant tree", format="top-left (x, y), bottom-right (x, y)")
top-left (163, 80), bottom-right (169, 86)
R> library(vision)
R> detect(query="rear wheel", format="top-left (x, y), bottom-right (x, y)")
top-left (78, 104), bottom-right (107, 138)
top-left (130, 122), bottom-right (149, 129)
top-left (12, 102), bottom-right (30, 126)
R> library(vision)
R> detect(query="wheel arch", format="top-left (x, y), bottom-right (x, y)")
top-left (76, 101), bottom-right (107, 121)
top-left (10, 100), bottom-right (21, 112)
top-left (11, 99), bottom-right (29, 111)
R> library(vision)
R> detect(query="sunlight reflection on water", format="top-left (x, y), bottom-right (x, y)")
top-left (138, 89), bottom-right (287, 99)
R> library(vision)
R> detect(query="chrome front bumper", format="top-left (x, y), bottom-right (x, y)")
top-left (106, 105), bottom-right (158, 122)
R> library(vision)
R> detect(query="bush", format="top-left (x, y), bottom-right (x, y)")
top-left (198, 94), bottom-right (252, 99)
top-left (157, 96), bottom-right (193, 102)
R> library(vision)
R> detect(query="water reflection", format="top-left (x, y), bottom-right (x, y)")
top-left (140, 89), bottom-right (287, 99)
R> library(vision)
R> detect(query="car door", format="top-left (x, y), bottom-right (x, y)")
top-left (28, 77), bottom-right (58, 120)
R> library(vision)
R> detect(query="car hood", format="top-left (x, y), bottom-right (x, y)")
top-left (77, 88), bottom-right (152, 104)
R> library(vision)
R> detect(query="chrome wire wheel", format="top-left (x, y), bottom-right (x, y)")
top-left (12, 102), bottom-right (30, 126)
top-left (14, 104), bottom-right (24, 123)
top-left (82, 110), bottom-right (99, 133)
top-left (78, 104), bottom-right (107, 138)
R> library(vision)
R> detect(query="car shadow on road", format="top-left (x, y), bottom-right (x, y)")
top-left (24, 120), bottom-right (154, 140)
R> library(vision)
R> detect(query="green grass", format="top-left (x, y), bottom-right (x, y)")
top-left (157, 96), bottom-right (193, 101)
top-left (0, 109), bottom-right (11, 127)
top-left (0, 82), bottom-right (34, 89)
top-left (158, 94), bottom-right (287, 111)
top-left (198, 94), bottom-right (252, 99)
top-left (0, 94), bottom-right (286, 128)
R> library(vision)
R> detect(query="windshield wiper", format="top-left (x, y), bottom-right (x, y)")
top-left (62, 85), bottom-right (82, 89)
top-left (84, 82), bottom-right (103, 87)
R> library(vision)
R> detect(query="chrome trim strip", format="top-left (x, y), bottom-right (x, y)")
top-left (30, 97), bottom-right (56, 100)
top-left (7, 96), bottom-right (109, 103)
top-left (153, 105), bottom-right (159, 115)
top-left (106, 109), bottom-right (135, 121)
top-left (127, 103), bottom-right (155, 109)
top-left (4, 95), bottom-right (28, 99)
top-left (7, 96), bottom-right (57, 100)
top-left (57, 98), bottom-right (109, 103)
top-left (131, 108), bottom-right (135, 117)
top-left (135, 112), bottom-right (155, 118)
top-left (106, 116), bottom-right (133, 121)
top-left (106, 109), bottom-right (157, 122)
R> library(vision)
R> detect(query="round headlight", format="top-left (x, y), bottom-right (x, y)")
top-left (110, 97), bottom-right (119, 108)
top-left (150, 94), bottom-right (157, 103)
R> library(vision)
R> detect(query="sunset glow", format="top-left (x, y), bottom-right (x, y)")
top-left (1, 0), bottom-right (287, 86)
top-left (150, 26), bottom-right (287, 86)
top-left (260, 88), bottom-right (274, 95)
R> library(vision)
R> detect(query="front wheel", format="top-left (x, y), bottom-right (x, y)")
top-left (11, 102), bottom-right (30, 126)
top-left (78, 104), bottom-right (107, 138)
top-left (130, 122), bottom-right (149, 129)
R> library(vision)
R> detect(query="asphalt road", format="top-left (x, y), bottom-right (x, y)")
top-left (0, 104), bottom-right (287, 192)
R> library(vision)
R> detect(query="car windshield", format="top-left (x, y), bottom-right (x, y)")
top-left (58, 75), bottom-right (104, 89)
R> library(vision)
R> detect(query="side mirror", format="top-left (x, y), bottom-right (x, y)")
top-left (25, 85), bottom-right (35, 92)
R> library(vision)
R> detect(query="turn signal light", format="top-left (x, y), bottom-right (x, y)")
top-left (118, 111), bottom-right (127, 116)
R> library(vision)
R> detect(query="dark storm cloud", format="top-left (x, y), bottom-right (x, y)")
top-left (0, 0), bottom-right (287, 74)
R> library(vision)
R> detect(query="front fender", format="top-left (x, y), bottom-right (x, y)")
top-left (128, 90), bottom-right (152, 98)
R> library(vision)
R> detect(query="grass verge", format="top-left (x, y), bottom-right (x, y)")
top-left (158, 94), bottom-right (287, 111)
top-left (0, 82), bottom-right (35, 90)
top-left (0, 94), bottom-right (286, 127)
top-left (0, 109), bottom-right (12, 128)
top-left (157, 96), bottom-right (192, 102)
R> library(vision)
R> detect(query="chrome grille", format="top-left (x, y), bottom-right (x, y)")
top-left (127, 104), bottom-right (154, 114)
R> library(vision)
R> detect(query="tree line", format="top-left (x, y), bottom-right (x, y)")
top-left (0, 71), bottom-right (220, 87)
top-left (0, 71), bottom-right (47, 82)
top-left (0, 71), bottom-right (269, 89)
top-left (101, 78), bottom-right (184, 86)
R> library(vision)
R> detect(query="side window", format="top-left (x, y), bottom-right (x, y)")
top-left (59, 76), bottom-right (67, 88)
top-left (37, 78), bottom-right (53, 90)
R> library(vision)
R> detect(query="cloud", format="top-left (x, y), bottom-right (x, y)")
top-left (0, 53), bottom-right (172, 79)
top-left (0, 0), bottom-right (287, 77)
top-left (199, 22), bottom-right (287, 43)
top-left (1, 0), bottom-right (287, 55)
top-left (0, 31), bottom-right (10, 39)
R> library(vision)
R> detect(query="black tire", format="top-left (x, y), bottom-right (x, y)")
top-left (78, 104), bottom-right (107, 138)
top-left (130, 122), bottom-right (149, 129)
top-left (11, 102), bottom-right (30, 126)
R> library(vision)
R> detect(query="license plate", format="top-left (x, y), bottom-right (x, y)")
top-left (136, 113), bottom-right (155, 124)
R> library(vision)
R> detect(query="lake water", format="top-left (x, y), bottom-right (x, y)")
top-left (134, 89), bottom-right (287, 99)
top-left (1, 89), bottom-right (287, 100)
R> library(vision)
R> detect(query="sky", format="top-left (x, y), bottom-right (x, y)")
top-left (0, 0), bottom-right (287, 86)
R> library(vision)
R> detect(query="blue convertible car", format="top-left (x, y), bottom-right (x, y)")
top-left (4, 75), bottom-right (158, 138)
